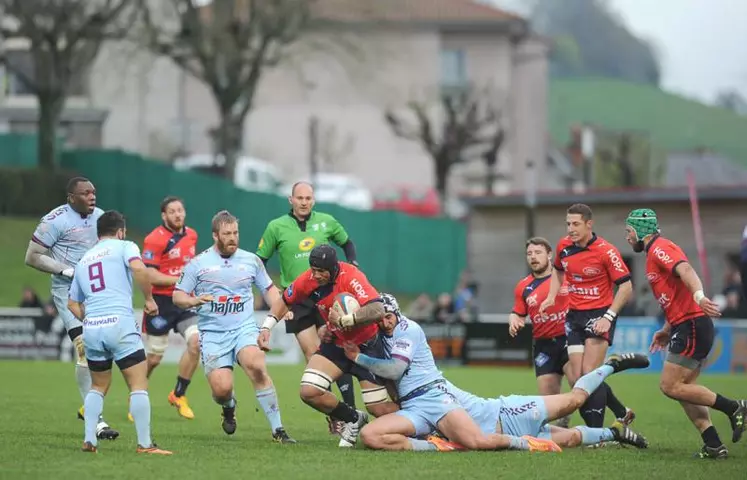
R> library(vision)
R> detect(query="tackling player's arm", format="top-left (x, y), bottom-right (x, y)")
top-left (25, 219), bottom-right (72, 277)
top-left (328, 216), bottom-right (358, 265)
top-left (508, 281), bottom-right (528, 337)
top-left (67, 273), bottom-right (85, 320)
top-left (344, 332), bottom-right (415, 380)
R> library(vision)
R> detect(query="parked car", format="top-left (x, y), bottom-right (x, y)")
top-left (173, 154), bottom-right (284, 194)
top-left (284, 172), bottom-right (374, 211)
top-left (373, 186), bottom-right (441, 217)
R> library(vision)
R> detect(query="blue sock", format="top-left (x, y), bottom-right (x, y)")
top-left (84, 390), bottom-right (104, 446)
top-left (574, 365), bottom-right (614, 395)
top-left (130, 390), bottom-right (152, 448)
top-left (575, 426), bottom-right (615, 445)
top-left (410, 438), bottom-right (438, 451)
top-left (256, 387), bottom-right (282, 431)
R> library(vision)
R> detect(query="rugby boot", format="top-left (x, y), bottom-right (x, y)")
top-left (327, 416), bottom-right (343, 436)
top-left (137, 444), bottom-right (173, 455)
top-left (729, 400), bottom-right (747, 443)
top-left (521, 435), bottom-right (563, 452)
top-left (168, 391), bottom-right (195, 420)
top-left (694, 444), bottom-right (728, 459)
top-left (617, 407), bottom-right (636, 426)
top-left (610, 421), bottom-right (648, 449)
top-left (338, 410), bottom-right (369, 448)
top-left (273, 428), bottom-right (297, 444)
top-left (81, 441), bottom-right (97, 453)
top-left (605, 353), bottom-right (650, 373)
top-left (221, 407), bottom-right (237, 435)
top-left (425, 435), bottom-right (467, 451)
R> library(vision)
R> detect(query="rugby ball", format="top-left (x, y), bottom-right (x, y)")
top-left (332, 292), bottom-right (360, 316)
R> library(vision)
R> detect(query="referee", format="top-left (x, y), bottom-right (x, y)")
top-left (257, 181), bottom-right (359, 435)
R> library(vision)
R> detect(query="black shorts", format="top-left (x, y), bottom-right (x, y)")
top-left (316, 335), bottom-right (386, 386)
top-left (142, 294), bottom-right (198, 337)
top-left (667, 316), bottom-right (715, 370)
top-left (285, 297), bottom-right (324, 334)
top-left (566, 307), bottom-right (617, 347)
top-left (533, 336), bottom-right (569, 377)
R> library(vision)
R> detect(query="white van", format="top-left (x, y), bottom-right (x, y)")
top-left (173, 154), bottom-right (284, 194)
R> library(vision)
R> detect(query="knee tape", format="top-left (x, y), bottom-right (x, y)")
top-left (73, 335), bottom-right (86, 367)
top-left (300, 368), bottom-right (333, 392)
top-left (362, 386), bottom-right (389, 406)
top-left (183, 324), bottom-right (199, 342)
top-left (568, 345), bottom-right (585, 354)
top-left (144, 334), bottom-right (169, 355)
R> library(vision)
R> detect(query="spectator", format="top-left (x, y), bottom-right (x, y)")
top-left (19, 286), bottom-right (43, 309)
top-left (432, 293), bottom-right (454, 323)
top-left (721, 286), bottom-right (747, 318)
top-left (405, 294), bottom-right (433, 321)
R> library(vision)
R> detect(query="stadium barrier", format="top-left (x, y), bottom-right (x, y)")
top-left (2, 308), bottom-right (746, 373)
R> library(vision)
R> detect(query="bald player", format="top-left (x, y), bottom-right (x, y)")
top-left (256, 181), bottom-right (360, 434)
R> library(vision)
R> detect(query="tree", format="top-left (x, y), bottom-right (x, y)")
top-left (140, 0), bottom-right (314, 180)
top-left (715, 89), bottom-right (747, 116)
top-left (0, 0), bottom-right (136, 169)
top-left (532, 0), bottom-right (661, 85)
top-left (385, 86), bottom-right (504, 201)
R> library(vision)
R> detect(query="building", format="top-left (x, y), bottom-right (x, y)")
top-left (0, 0), bottom-right (550, 197)
top-left (466, 188), bottom-right (747, 313)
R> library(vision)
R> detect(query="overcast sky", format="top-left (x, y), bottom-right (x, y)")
top-left (490, 0), bottom-right (747, 103)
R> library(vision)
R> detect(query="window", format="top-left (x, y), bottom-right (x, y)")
top-left (440, 49), bottom-right (467, 90)
top-left (1, 49), bottom-right (88, 97)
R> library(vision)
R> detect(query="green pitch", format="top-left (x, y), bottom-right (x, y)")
top-left (1, 361), bottom-right (746, 480)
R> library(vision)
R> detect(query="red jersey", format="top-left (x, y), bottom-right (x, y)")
top-left (283, 262), bottom-right (380, 345)
top-left (645, 235), bottom-right (703, 326)
top-left (553, 234), bottom-right (631, 311)
top-left (142, 225), bottom-right (198, 296)
top-left (512, 274), bottom-right (569, 339)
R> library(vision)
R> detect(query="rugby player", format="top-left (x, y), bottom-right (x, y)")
top-left (141, 196), bottom-right (199, 419)
top-left (68, 211), bottom-right (171, 454)
top-left (344, 294), bottom-right (650, 452)
top-left (173, 211), bottom-right (295, 443)
top-left (257, 181), bottom-right (359, 434)
top-left (625, 208), bottom-right (747, 459)
top-left (540, 203), bottom-right (634, 428)
top-left (510, 237), bottom-right (633, 428)
top-left (258, 244), bottom-right (398, 448)
top-left (24, 177), bottom-right (118, 440)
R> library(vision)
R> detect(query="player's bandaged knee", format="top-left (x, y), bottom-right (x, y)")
top-left (144, 334), bottom-right (169, 355)
top-left (568, 345), bottom-right (584, 354)
top-left (73, 335), bottom-right (86, 366)
top-left (362, 386), bottom-right (389, 406)
top-left (300, 369), bottom-right (333, 392)
top-left (182, 324), bottom-right (199, 341)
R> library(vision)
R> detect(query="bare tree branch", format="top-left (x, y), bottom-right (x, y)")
top-left (0, 0), bottom-right (138, 168)
top-left (384, 84), bottom-right (506, 199)
top-left (138, 0), bottom-right (316, 179)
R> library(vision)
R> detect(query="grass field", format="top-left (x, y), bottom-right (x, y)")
top-left (2, 361), bottom-right (746, 480)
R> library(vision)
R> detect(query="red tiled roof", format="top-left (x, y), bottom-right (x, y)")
top-left (312, 0), bottom-right (524, 23)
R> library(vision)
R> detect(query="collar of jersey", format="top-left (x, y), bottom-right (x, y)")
top-left (288, 210), bottom-right (314, 230)
top-left (574, 233), bottom-right (598, 249)
top-left (643, 233), bottom-right (662, 253)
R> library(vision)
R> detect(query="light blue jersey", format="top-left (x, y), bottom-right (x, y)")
top-left (444, 380), bottom-right (549, 438)
top-left (384, 317), bottom-right (445, 398)
top-left (69, 239), bottom-right (141, 318)
top-left (175, 247), bottom-right (273, 332)
top-left (69, 239), bottom-right (144, 363)
top-left (33, 204), bottom-right (104, 287)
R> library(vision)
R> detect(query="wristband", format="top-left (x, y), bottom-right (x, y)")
top-left (603, 310), bottom-right (617, 323)
top-left (261, 314), bottom-right (279, 331)
top-left (693, 290), bottom-right (705, 304)
top-left (340, 313), bottom-right (356, 328)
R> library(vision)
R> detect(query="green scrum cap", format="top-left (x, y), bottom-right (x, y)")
top-left (626, 208), bottom-right (660, 240)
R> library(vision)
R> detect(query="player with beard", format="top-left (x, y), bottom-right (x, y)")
top-left (540, 204), bottom-right (635, 429)
top-left (25, 177), bottom-right (118, 440)
top-left (509, 237), bottom-right (633, 429)
top-left (625, 208), bottom-right (747, 458)
top-left (140, 196), bottom-right (199, 420)
top-left (174, 210), bottom-right (295, 443)
top-left (256, 181), bottom-right (360, 435)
